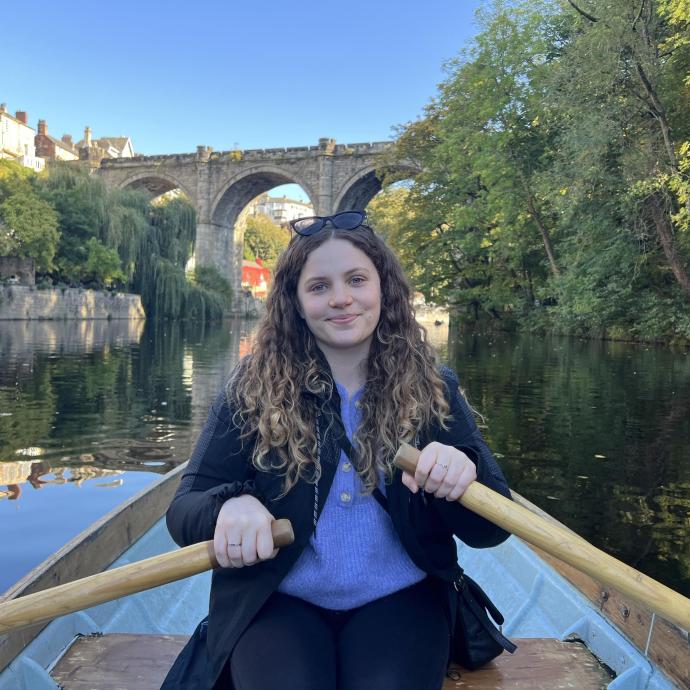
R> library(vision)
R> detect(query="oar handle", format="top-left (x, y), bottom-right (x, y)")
top-left (0, 518), bottom-right (294, 635)
top-left (204, 517), bottom-right (294, 567)
top-left (394, 443), bottom-right (690, 632)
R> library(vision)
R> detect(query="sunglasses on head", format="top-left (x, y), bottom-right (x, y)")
top-left (289, 211), bottom-right (367, 237)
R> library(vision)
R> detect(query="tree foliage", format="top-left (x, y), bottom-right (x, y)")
top-left (243, 213), bottom-right (289, 271)
top-left (0, 161), bottom-right (60, 272)
top-left (367, 185), bottom-right (425, 289)
top-left (0, 161), bottom-right (229, 320)
top-left (384, 0), bottom-right (690, 342)
top-left (0, 190), bottom-right (60, 272)
top-left (84, 238), bottom-right (126, 286)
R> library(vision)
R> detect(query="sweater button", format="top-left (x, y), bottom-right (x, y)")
top-left (342, 462), bottom-right (352, 472)
top-left (340, 491), bottom-right (351, 503)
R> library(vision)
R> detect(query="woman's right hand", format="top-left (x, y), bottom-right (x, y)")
top-left (213, 494), bottom-right (278, 568)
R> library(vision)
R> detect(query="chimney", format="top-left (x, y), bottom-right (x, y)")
top-left (15, 111), bottom-right (28, 124)
top-left (38, 120), bottom-right (47, 135)
top-left (61, 134), bottom-right (73, 146)
top-left (0, 103), bottom-right (6, 113)
top-left (84, 126), bottom-right (92, 147)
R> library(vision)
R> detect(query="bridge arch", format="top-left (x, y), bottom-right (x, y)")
top-left (210, 165), bottom-right (316, 226)
top-left (192, 165), bottom-right (317, 306)
top-left (334, 163), bottom-right (418, 215)
top-left (118, 171), bottom-right (195, 206)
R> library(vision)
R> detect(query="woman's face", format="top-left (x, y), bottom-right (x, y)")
top-left (296, 238), bottom-right (382, 362)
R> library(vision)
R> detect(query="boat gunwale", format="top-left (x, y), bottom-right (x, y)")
top-left (512, 491), bottom-right (690, 690)
top-left (0, 462), bottom-right (185, 673)
top-left (1, 472), bottom-right (687, 688)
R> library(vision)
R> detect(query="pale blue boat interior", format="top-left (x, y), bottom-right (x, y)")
top-left (0, 519), bottom-right (679, 689)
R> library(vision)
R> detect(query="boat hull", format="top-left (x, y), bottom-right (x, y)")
top-left (0, 468), bottom-right (683, 689)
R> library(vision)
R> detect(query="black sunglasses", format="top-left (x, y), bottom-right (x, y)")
top-left (289, 211), bottom-right (367, 237)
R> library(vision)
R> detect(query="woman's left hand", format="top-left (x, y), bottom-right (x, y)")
top-left (401, 441), bottom-right (477, 501)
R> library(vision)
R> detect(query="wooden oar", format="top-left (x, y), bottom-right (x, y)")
top-left (0, 519), bottom-right (294, 635)
top-left (394, 442), bottom-right (690, 632)
top-left (4, 446), bottom-right (690, 637)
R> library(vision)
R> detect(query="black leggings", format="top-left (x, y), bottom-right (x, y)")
top-left (226, 578), bottom-right (450, 690)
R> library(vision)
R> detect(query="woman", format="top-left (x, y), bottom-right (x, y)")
top-left (162, 211), bottom-right (511, 690)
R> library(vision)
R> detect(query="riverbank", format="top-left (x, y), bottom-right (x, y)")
top-left (449, 309), bottom-right (690, 349)
top-left (0, 286), bottom-right (145, 321)
top-left (415, 305), bottom-right (449, 327)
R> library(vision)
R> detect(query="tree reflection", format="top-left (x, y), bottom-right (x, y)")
top-left (0, 459), bottom-right (125, 501)
top-left (448, 325), bottom-right (690, 596)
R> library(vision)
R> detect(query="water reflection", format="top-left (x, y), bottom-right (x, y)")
top-left (448, 327), bottom-right (690, 596)
top-left (0, 317), bottom-right (254, 592)
top-left (0, 460), bottom-right (124, 501)
top-left (1, 318), bottom-right (689, 598)
top-left (0, 319), bottom-right (145, 358)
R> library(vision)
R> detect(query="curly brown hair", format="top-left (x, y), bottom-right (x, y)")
top-left (230, 223), bottom-right (450, 493)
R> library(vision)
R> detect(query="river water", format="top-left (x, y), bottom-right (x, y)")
top-left (0, 319), bottom-right (688, 597)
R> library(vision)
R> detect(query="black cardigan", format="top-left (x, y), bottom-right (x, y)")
top-left (162, 366), bottom-right (511, 689)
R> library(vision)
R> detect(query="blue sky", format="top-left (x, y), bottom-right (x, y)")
top-left (4, 0), bottom-right (485, 199)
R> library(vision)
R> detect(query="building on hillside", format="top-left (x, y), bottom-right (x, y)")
top-left (34, 120), bottom-right (79, 161)
top-left (77, 127), bottom-right (135, 166)
top-left (0, 104), bottom-right (45, 172)
top-left (249, 194), bottom-right (313, 227)
top-left (242, 258), bottom-right (271, 299)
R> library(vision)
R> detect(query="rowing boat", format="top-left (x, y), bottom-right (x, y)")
top-left (0, 464), bottom-right (687, 689)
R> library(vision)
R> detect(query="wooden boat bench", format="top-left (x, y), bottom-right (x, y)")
top-left (50, 633), bottom-right (614, 689)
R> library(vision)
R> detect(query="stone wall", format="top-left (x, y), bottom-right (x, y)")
top-left (0, 257), bottom-right (35, 286)
top-left (415, 305), bottom-right (449, 326)
top-left (0, 286), bottom-right (145, 320)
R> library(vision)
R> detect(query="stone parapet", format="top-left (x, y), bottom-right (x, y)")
top-left (99, 141), bottom-right (392, 167)
top-left (0, 287), bottom-right (145, 321)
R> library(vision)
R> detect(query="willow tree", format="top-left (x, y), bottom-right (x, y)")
top-left (38, 165), bottom-right (227, 319)
top-left (40, 164), bottom-right (110, 282)
top-left (133, 197), bottom-right (227, 320)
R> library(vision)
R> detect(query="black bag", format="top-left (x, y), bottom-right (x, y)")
top-left (451, 568), bottom-right (517, 670)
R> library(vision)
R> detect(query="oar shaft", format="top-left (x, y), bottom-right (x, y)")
top-left (395, 443), bottom-right (690, 632)
top-left (0, 518), bottom-right (294, 635)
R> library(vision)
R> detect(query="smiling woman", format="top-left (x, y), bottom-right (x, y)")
top-left (162, 212), bottom-right (511, 690)
top-left (296, 238), bottom-right (382, 388)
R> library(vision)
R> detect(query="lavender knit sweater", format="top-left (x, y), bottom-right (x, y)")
top-left (277, 383), bottom-right (425, 610)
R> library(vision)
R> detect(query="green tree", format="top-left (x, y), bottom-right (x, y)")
top-left (559, 0), bottom-right (690, 295)
top-left (367, 186), bottom-right (425, 288)
top-left (41, 164), bottom-right (111, 282)
top-left (0, 189), bottom-right (60, 272)
top-left (0, 159), bottom-right (34, 198)
top-left (382, 0), bottom-right (690, 341)
top-left (391, 1), bottom-right (562, 317)
top-left (0, 160), bottom-right (226, 320)
top-left (243, 213), bottom-right (289, 271)
top-left (83, 237), bottom-right (126, 286)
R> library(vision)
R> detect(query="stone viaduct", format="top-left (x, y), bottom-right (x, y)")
top-left (97, 137), bottom-right (412, 298)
